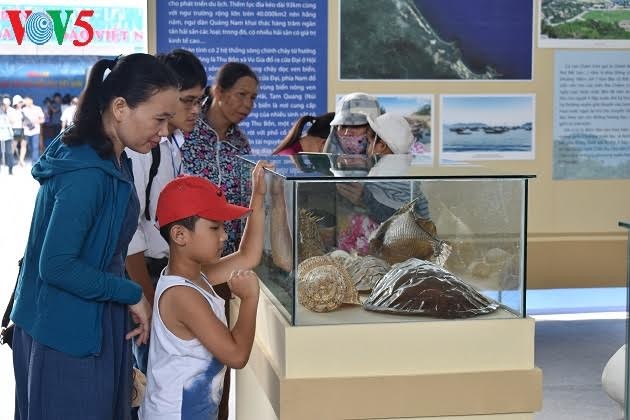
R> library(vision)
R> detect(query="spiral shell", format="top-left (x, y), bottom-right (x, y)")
top-left (343, 255), bottom-right (391, 293)
top-left (297, 255), bottom-right (359, 312)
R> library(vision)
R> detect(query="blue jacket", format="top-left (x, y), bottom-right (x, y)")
top-left (11, 137), bottom-right (142, 357)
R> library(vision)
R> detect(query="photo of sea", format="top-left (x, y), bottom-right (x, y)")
top-left (441, 95), bottom-right (535, 161)
top-left (340, 0), bottom-right (533, 80)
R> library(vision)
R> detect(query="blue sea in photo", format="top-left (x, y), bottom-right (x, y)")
top-left (413, 0), bottom-right (533, 79)
top-left (443, 127), bottom-right (532, 152)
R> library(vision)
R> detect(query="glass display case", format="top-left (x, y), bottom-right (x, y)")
top-left (240, 153), bottom-right (534, 326)
top-left (618, 221), bottom-right (630, 420)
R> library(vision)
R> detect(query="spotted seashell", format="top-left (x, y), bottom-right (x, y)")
top-left (343, 255), bottom-right (391, 293)
top-left (297, 256), bottom-right (359, 312)
top-left (327, 249), bottom-right (351, 266)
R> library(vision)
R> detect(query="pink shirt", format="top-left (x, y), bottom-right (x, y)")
top-left (275, 141), bottom-right (302, 155)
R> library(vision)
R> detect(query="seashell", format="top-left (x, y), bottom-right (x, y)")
top-left (343, 255), bottom-right (391, 293)
top-left (364, 258), bottom-right (499, 319)
top-left (327, 249), bottom-right (351, 265)
top-left (485, 247), bottom-right (510, 264)
top-left (470, 261), bottom-right (492, 278)
top-left (297, 255), bottom-right (359, 312)
top-left (298, 209), bottom-right (326, 263)
top-left (369, 199), bottom-right (451, 265)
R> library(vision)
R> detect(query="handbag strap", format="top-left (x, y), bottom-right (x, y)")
top-left (2, 258), bottom-right (22, 329)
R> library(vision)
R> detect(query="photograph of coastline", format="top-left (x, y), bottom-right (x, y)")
top-left (339, 0), bottom-right (533, 80)
top-left (336, 94), bottom-right (434, 157)
top-left (440, 95), bottom-right (535, 161)
top-left (539, 0), bottom-right (630, 48)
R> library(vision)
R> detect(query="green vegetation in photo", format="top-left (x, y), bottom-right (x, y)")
top-left (584, 10), bottom-right (630, 23)
top-left (544, 18), bottom-right (630, 40)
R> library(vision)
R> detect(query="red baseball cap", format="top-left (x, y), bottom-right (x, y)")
top-left (156, 175), bottom-right (251, 228)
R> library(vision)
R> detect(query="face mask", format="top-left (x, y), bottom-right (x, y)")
top-left (337, 134), bottom-right (368, 154)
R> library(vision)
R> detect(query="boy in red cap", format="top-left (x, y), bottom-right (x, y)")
top-left (139, 162), bottom-right (267, 419)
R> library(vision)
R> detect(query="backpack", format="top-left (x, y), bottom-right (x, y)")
top-left (144, 146), bottom-right (161, 220)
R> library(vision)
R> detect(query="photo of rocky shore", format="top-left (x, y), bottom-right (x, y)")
top-left (339, 0), bottom-right (533, 80)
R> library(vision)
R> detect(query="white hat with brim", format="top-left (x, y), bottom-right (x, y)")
top-left (367, 113), bottom-right (414, 154)
top-left (12, 95), bottom-right (23, 106)
top-left (330, 92), bottom-right (381, 126)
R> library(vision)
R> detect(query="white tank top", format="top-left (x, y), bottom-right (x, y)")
top-left (139, 273), bottom-right (227, 420)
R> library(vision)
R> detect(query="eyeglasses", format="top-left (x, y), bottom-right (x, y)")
top-left (179, 96), bottom-right (204, 109)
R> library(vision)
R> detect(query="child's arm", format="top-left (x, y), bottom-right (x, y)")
top-left (164, 270), bottom-right (260, 368)
top-left (203, 161), bottom-right (271, 282)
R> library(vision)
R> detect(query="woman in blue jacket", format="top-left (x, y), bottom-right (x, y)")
top-left (10, 54), bottom-right (180, 419)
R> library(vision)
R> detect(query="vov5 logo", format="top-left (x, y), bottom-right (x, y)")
top-left (6, 9), bottom-right (94, 47)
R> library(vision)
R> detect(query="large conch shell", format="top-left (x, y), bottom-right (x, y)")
top-left (364, 258), bottom-right (499, 319)
top-left (369, 199), bottom-right (451, 265)
top-left (297, 255), bottom-right (360, 312)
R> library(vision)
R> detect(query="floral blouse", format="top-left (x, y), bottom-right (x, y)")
top-left (181, 117), bottom-right (251, 254)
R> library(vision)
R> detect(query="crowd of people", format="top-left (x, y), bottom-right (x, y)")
top-left (6, 48), bottom-right (419, 420)
top-left (0, 92), bottom-right (79, 175)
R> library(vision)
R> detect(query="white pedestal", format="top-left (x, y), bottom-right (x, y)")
top-left (233, 291), bottom-right (542, 420)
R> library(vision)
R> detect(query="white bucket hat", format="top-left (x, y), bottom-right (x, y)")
top-left (330, 92), bottom-right (381, 126)
top-left (367, 113), bottom-right (414, 154)
top-left (12, 94), bottom-right (23, 106)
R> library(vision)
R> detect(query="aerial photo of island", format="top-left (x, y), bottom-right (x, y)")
top-left (441, 95), bottom-right (535, 161)
top-left (540, 0), bottom-right (630, 47)
top-left (339, 0), bottom-right (533, 80)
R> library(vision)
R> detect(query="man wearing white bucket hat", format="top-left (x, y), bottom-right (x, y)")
top-left (366, 113), bottom-right (414, 156)
top-left (322, 92), bottom-right (382, 154)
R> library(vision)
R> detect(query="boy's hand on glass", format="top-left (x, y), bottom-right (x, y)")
top-left (251, 160), bottom-right (273, 196)
top-left (227, 269), bottom-right (260, 301)
top-left (127, 295), bottom-right (152, 345)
